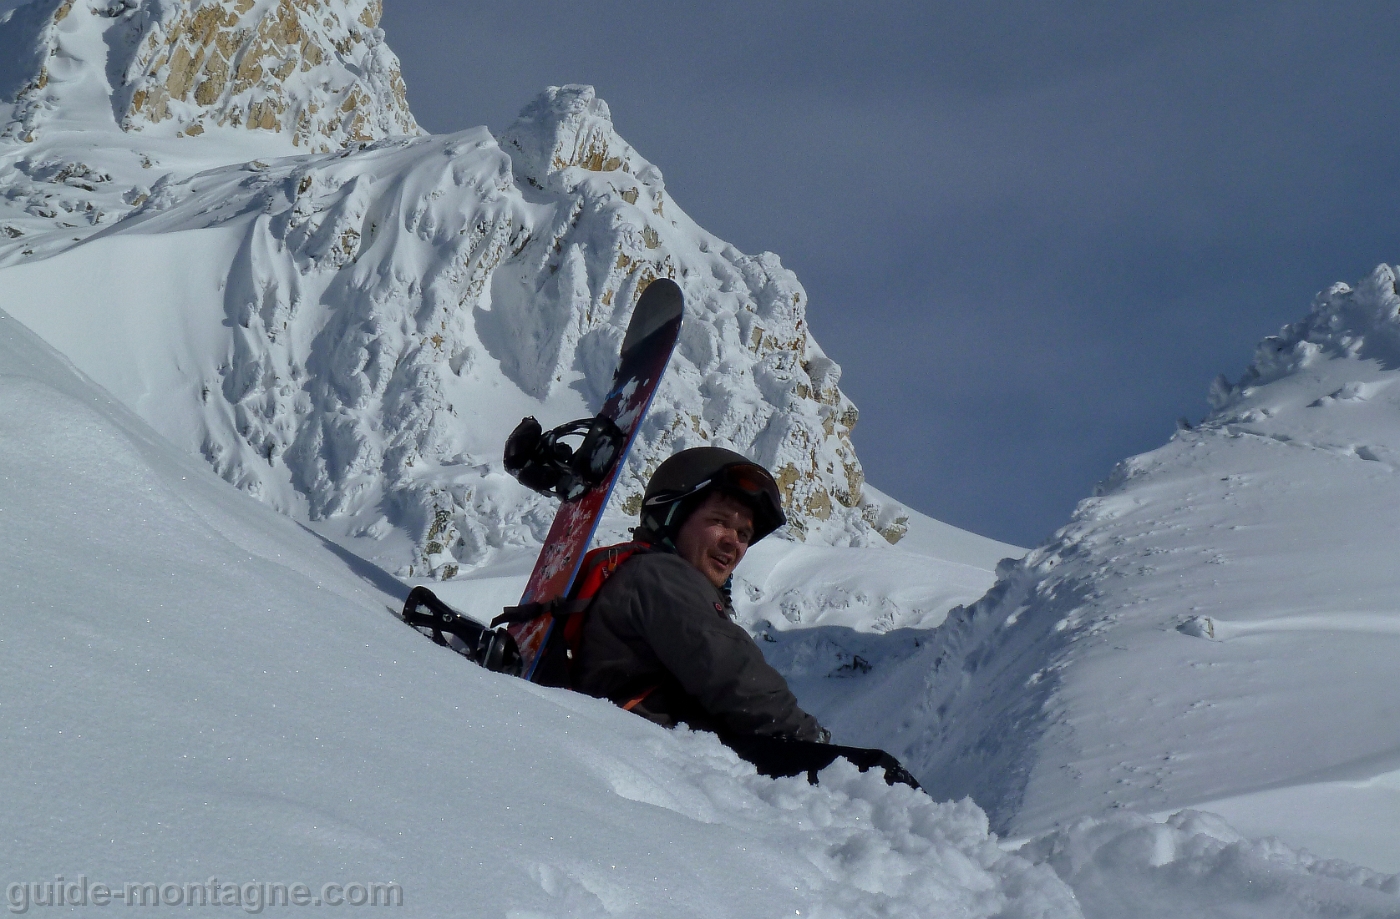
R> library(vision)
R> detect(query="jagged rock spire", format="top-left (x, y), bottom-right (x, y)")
top-left (501, 85), bottom-right (652, 192)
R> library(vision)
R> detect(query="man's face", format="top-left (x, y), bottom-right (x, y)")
top-left (674, 492), bottom-right (755, 589)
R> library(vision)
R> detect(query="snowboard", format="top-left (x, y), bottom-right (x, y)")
top-left (402, 277), bottom-right (684, 680)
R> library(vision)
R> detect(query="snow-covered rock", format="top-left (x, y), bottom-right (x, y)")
top-left (0, 0), bottom-right (415, 267)
top-left (1, 0), bottom-right (902, 579)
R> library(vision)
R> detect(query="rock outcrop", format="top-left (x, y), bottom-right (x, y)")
top-left (1, 0), bottom-right (417, 148)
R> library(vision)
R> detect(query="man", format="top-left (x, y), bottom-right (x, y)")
top-left (574, 447), bottom-right (919, 787)
top-left (574, 447), bottom-right (822, 740)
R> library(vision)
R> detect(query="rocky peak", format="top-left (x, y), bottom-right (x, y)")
top-left (1, 0), bottom-right (418, 149)
top-left (501, 85), bottom-right (654, 193)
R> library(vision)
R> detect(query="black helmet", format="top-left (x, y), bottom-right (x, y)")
top-left (637, 447), bottom-right (786, 545)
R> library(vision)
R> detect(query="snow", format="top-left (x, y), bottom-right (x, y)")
top-left (1159, 774), bottom-right (1400, 883)
top-left (838, 264), bottom-right (1400, 875)
top-left (3, 0), bottom-right (1400, 913)
top-left (12, 304), bottom-right (1049, 916)
top-left (1020, 810), bottom-right (1400, 918)
top-left (4, 299), bottom-right (1396, 916)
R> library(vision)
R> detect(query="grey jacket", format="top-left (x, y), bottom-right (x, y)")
top-left (573, 550), bottom-right (825, 742)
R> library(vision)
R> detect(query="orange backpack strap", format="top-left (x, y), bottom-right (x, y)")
top-left (620, 685), bottom-right (659, 711)
top-left (493, 541), bottom-right (653, 688)
top-left (570, 541), bottom-right (650, 601)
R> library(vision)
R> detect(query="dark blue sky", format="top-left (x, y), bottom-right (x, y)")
top-left (381, 1), bottom-right (1400, 547)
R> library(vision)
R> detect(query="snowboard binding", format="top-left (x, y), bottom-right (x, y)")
top-left (401, 586), bottom-right (523, 676)
top-left (503, 415), bottom-right (626, 501)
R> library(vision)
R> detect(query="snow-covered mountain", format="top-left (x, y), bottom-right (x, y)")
top-left (794, 264), bottom-right (1400, 873)
top-left (0, 0), bottom-right (907, 583)
top-left (6, 0), bottom-right (1400, 912)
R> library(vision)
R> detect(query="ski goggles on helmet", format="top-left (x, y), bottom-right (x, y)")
top-left (644, 461), bottom-right (786, 541)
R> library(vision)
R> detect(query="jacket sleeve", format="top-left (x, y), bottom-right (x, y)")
top-left (627, 556), bottom-right (825, 742)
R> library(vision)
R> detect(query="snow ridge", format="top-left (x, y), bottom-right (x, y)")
top-left (1211, 263), bottom-right (1400, 407)
top-left (827, 264), bottom-right (1400, 859)
top-left (1025, 810), bottom-right (1400, 917)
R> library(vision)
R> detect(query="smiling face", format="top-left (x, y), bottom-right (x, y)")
top-left (674, 491), bottom-right (755, 588)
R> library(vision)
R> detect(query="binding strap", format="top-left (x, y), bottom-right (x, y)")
top-left (492, 597), bottom-right (588, 627)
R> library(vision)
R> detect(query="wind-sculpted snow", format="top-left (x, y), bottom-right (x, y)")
top-left (811, 265), bottom-right (1400, 873)
top-left (4, 303), bottom-right (1395, 918)
top-left (1023, 810), bottom-right (1400, 919)
top-left (1211, 264), bottom-right (1400, 402)
top-left (2, 72), bottom-right (901, 579)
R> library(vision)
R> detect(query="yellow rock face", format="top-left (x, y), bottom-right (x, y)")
top-left (118, 0), bottom-right (419, 150)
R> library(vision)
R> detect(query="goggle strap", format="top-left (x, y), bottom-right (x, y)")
top-left (640, 464), bottom-right (780, 518)
top-left (644, 477), bottom-right (713, 508)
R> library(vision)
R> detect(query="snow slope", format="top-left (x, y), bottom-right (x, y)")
top-left (0, 304), bottom-right (1059, 917)
top-left (830, 265), bottom-right (1400, 874)
top-left (7, 304), bottom-right (1400, 917)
